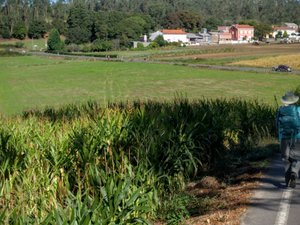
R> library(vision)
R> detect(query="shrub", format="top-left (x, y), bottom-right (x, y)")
top-left (91, 39), bottom-right (113, 52)
top-left (80, 44), bottom-right (92, 52)
top-left (12, 22), bottom-right (27, 40)
top-left (148, 42), bottom-right (159, 49)
top-left (47, 28), bottom-right (64, 52)
top-left (0, 25), bottom-right (10, 39)
top-left (15, 42), bottom-right (24, 48)
top-left (153, 35), bottom-right (168, 47)
top-left (65, 43), bottom-right (81, 52)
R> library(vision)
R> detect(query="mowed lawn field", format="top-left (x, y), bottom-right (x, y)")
top-left (1, 55), bottom-right (300, 115)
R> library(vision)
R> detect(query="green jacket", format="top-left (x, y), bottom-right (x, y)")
top-left (276, 105), bottom-right (300, 141)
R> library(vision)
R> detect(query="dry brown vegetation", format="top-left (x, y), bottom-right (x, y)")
top-left (157, 43), bottom-right (300, 63)
top-left (185, 167), bottom-right (264, 225)
top-left (230, 54), bottom-right (300, 69)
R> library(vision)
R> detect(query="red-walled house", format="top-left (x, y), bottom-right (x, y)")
top-left (217, 26), bottom-right (232, 41)
top-left (229, 24), bottom-right (254, 41)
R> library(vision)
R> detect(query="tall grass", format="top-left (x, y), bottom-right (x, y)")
top-left (0, 98), bottom-right (276, 224)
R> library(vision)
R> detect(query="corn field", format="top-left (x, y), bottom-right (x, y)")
top-left (0, 98), bottom-right (276, 224)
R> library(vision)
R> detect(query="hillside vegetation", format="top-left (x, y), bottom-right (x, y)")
top-left (1, 0), bottom-right (300, 50)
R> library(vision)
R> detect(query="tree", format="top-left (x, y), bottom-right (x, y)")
top-left (204, 18), bottom-right (222, 31)
top-left (65, 4), bottom-right (93, 44)
top-left (238, 19), bottom-right (257, 27)
top-left (51, 18), bottom-right (67, 35)
top-left (0, 19), bottom-right (11, 38)
top-left (164, 10), bottom-right (203, 32)
top-left (276, 31), bottom-right (283, 39)
top-left (116, 16), bottom-right (147, 40)
top-left (50, 0), bottom-right (68, 35)
top-left (1, 0), bottom-right (300, 45)
top-left (28, 20), bottom-right (48, 39)
top-left (106, 11), bottom-right (128, 38)
top-left (92, 12), bottom-right (109, 40)
top-left (12, 21), bottom-right (27, 40)
top-left (283, 31), bottom-right (288, 38)
top-left (47, 28), bottom-right (63, 51)
top-left (254, 23), bottom-right (272, 40)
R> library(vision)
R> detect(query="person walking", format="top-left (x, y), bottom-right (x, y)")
top-left (276, 92), bottom-right (300, 188)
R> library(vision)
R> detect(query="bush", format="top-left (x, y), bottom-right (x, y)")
top-left (47, 28), bottom-right (64, 52)
top-left (135, 42), bottom-right (148, 50)
top-left (91, 39), bottom-right (113, 52)
top-left (153, 35), bottom-right (168, 47)
top-left (0, 50), bottom-right (23, 56)
top-left (80, 44), bottom-right (92, 52)
top-left (15, 42), bottom-right (25, 48)
top-left (65, 43), bottom-right (81, 52)
top-left (148, 42), bottom-right (159, 49)
top-left (12, 22), bottom-right (27, 40)
top-left (0, 26), bottom-right (11, 39)
top-left (169, 41), bottom-right (182, 47)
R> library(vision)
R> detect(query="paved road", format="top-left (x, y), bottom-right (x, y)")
top-left (241, 154), bottom-right (300, 225)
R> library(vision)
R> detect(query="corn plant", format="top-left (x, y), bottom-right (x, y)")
top-left (0, 97), bottom-right (277, 224)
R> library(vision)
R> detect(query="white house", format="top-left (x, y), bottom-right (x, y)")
top-left (284, 23), bottom-right (299, 31)
top-left (149, 29), bottom-right (188, 43)
top-left (149, 31), bottom-right (163, 41)
top-left (272, 26), bottom-right (297, 37)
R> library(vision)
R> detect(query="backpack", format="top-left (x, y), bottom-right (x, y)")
top-left (277, 105), bottom-right (300, 139)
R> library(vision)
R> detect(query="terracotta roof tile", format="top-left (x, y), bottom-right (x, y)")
top-left (233, 24), bottom-right (254, 29)
top-left (161, 29), bottom-right (187, 34)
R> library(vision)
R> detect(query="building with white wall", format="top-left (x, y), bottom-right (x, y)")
top-left (149, 29), bottom-right (188, 43)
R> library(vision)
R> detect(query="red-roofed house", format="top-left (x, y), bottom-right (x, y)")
top-left (218, 26), bottom-right (230, 33)
top-left (229, 24), bottom-right (254, 41)
top-left (149, 29), bottom-right (188, 43)
top-left (218, 26), bottom-right (232, 41)
top-left (217, 24), bottom-right (254, 42)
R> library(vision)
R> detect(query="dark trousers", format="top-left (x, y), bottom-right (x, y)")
top-left (281, 139), bottom-right (300, 177)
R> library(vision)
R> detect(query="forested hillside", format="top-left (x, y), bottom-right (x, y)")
top-left (1, 0), bottom-right (299, 47)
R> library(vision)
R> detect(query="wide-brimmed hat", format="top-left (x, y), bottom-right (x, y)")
top-left (281, 92), bottom-right (299, 105)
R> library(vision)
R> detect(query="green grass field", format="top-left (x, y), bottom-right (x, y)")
top-left (1, 55), bottom-right (300, 115)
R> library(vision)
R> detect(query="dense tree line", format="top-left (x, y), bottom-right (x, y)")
top-left (1, 0), bottom-right (300, 49)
